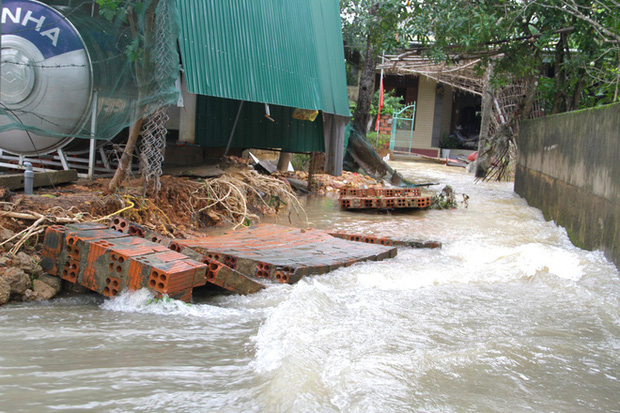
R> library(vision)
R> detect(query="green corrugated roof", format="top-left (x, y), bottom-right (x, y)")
top-left (177, 0), bottom-right (350, 117)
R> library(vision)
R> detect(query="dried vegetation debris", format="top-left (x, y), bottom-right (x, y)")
top-left (430, 185), bottom-right (470, 209)
top-left (278, 170), bottom-right (384, 194)
top-left (0, 166), bottom-right (305, 253)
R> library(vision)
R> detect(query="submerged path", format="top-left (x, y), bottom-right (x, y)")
top-left (0, 161), bottom-right (618, 412)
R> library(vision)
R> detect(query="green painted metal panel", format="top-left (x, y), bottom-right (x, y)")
top-left (310, 0), bottom-right (351, 116)
top-left (177, 0), bottom-right (350, 117)
top-left (195, 95), bottom-right (325, 153)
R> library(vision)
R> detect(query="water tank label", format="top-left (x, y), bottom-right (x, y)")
top-left (1, 0), bottom-right (84, 59)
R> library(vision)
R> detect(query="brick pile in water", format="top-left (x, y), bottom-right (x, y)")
top-left (40, 223), bottom-right (211, 302)
top-left (339, 187), bottom-right (432, 210)
top-left (41, 218), bottom-right (428, 301)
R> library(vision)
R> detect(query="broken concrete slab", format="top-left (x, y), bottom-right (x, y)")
top-left (328, 231), bottom-right (442, 249)
top-left (0, 169), bottom-right (78, 191)
top-left (175, 224), bottom-right (398, 284)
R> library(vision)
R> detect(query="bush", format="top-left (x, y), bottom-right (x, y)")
top-left (291, 154), bottom-right (310, 171)
top-left (439, 134), bottom-right (460, 149)
top-left (369, 89), bottom-right (404, 118)
top-left (366, 131), bottom-right (390, 151)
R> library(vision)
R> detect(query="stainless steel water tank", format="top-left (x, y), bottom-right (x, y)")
top-left (0, 0), bottom-right (93, 155)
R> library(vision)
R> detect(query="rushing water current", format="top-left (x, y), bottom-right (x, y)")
top-left (1, 161), bottom-right (618, 412)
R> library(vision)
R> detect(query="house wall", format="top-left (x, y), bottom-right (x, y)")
top-left (389, 77), bottom-right (445, 157)
top-left (409, 77), bottom-right (438, 156)
top-left (439, 85), bottom-right (453, 143)
top-left (514, 103), bottom-right (620, 268)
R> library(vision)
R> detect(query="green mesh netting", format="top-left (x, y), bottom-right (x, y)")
top-left (0, 0), bottom-right (180, 155)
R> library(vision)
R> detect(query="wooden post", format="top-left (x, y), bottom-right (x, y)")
top-left (307, 152), bottom-right (325, 192)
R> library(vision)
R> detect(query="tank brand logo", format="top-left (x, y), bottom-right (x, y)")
top-left (2, 7), bottom-right (61, 47)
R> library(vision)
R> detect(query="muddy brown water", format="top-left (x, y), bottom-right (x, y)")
top-left (0, 161), bottom-right (618, 412)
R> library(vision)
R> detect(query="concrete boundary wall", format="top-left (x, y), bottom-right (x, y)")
top-left (515, 102), bottom-right (619, 268)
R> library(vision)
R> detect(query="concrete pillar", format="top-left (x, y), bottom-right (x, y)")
top-left (277, 152), bottom-right (293, 171)
top-left (179, 73), bottom-right (197, 144)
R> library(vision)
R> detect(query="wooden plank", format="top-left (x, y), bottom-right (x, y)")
top-left (0, 170), bottom-right (78, 190)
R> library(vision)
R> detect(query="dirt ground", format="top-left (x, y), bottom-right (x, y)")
top-left (0, 164), bottom-right (385, 249)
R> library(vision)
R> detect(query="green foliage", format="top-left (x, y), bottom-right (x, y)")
top-left (96, 0), bottom-right (121, 21)
top-left (291, 154), bottom-right (310, 171)
top-left (439, 134), bottom-right (460, 149)
top-left (94, 0), bottom-right (154, 75)
top-left (341, 1), bottom-right (411, 134)
top-left (96, 0), bottom-right (147, 23)
top-left (349, 100), bottom-right (357, 114)
top-left (369, 89), bottom-right (404, 118)
top-left (345, 63), bottom-right (358, 86)
top-left (405, 0), bottom-right (620, 109)
top-left (340, 0), bottom-right (409, 58)
top-left (365, 131), bottom-right (390, 151)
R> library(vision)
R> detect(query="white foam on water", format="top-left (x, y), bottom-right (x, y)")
top-left (341, 240), bottom-right (586, 294)
top-left (99, 288), bottom-right (243, 320)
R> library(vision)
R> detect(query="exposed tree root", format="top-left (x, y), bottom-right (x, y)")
top-left (193, 169), bottom-right (307, 229)
top-left (0, 169), bottom-right (307, 255)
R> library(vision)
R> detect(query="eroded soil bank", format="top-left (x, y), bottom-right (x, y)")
top-left (0, 164), bottom-right (386, 305)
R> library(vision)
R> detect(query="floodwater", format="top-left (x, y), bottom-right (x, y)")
top-left (0, 161), bottom-right (618, 412)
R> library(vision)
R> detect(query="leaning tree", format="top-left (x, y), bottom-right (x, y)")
top-left (404, 0), bottom-right (619, 180)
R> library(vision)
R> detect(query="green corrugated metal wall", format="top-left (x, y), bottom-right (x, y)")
top-left (309, 0), bottom-right (351, 116)
top-left (177, 0), bottom-right (350, 117)
top-left (195, 96), bottom-right (325, 153)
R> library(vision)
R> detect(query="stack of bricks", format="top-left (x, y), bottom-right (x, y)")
top-left (339, 187), bottom-right (432, 210)
top-left (40, 220), bottom-right (404, 300)
top-left (108, 220), bottom-right (397, 287)
top-left (329, 231), bottom-right (442, 249)
top-left (108, 217), bottom-right (265, 295)
top-left (375, 114), bottom-right (392, 138)
top-left (40, 222), bottom-right (208, 302)
top-left (174, 224), bottom-right (398, 285)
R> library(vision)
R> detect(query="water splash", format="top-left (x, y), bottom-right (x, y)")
top-left (99, 288), bottom-right (242, 320)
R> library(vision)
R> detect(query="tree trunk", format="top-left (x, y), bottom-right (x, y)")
top-left (352, 33), bottom-right (377, 136)
top-left (551, 33), bottom-right (567, 114)
top-left (108, 118), bottom-right (143, 192)
top-left (520, 75), bottom-right (539, 121)
top-left (569, 76), bottom-right (586, 111)
top-left (615, 52), bottom-right (620, 102)
top-left (475, 63), bottom-right (494, 178)
top-left (107, 3), bottom-right (156, 193)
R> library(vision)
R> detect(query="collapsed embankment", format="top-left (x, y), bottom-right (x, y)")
top-left (0, 165), bottom-right (386, 305)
